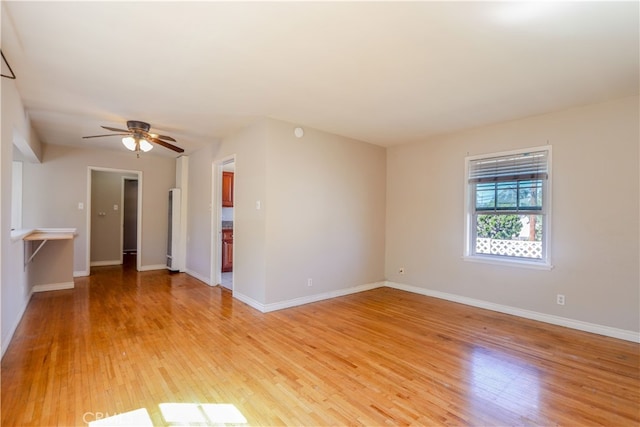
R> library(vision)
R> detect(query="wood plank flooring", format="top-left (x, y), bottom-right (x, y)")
top-left (2, 259), bottom-right (639, 426)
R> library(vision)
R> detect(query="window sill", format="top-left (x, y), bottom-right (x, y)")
top-left (463, 255), bottom-right (553, 270)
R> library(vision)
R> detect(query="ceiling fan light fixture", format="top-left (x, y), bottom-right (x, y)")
top-left (85, 121), bottom-right (183, 154)
top-left (122, 136), bottom-right (137, 151)
top-left (139, 139), bottom-right (153, 152)
top-left (122, 136), bottom-right (153, 153)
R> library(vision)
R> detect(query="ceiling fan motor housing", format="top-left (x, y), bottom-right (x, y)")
top-left (127, 120), bottom-right (151, 132)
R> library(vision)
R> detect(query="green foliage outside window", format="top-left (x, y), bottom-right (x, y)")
top-left (477, 214), bottom-right (523, 240)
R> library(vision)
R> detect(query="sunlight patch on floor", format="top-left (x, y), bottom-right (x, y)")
top-left (161, 403), bottom-right (248, 425)
top-left (88, 403), bottom-right (247, 426)
top-left (88, 408), bottom-right (153, 426)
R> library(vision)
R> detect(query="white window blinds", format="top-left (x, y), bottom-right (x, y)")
top-left (468, 150), bottom-right (549, 183)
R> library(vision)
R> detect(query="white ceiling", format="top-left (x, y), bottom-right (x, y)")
top-left (2, 1), bottom-right (638, 157)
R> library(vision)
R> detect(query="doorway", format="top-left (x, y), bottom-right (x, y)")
top-left (87, 167), bottom-right (142, 273)
top-left (213, 156), bottom-right (235, 290)
top-left (122, 178), bottom-right (138, 269)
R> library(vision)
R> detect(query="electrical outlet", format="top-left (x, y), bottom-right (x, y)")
top-left (399, 267), bottom-right (405, 275)
top-left (307, 278), bottom-right (313, 287)
top-left (557, 294), bottom-right (565, 305)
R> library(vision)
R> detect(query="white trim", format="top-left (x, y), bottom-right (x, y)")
top-left (120, 177), bottom-right (125, 265)
top-left (90, 260), bottom-right (121, 267)
top-left (137, 172), bottom-right (143, 272)
top-left (185, 269), bottom-right (211, 285)
top-left (235, 281), bottom-right (386, 313)
top-left (33, 227), bottom-right (76, 233)
top-left (212, 155), bottom-right (236, 291)
top-left (1, 289), bottom-right (34, 358)
top-left (74, 270), bottom-right (89, 277)
top-left (232, 291), bottom-right (265, 312)
top-left (463, 145), bottom-right (553, 267)
top-left (138, 264), bottom-right (167, 271)
top-left (465, 145), bottom-right (552, 162)
top-left (10, 228), bottom-right (33, 242)
top-left (385, 281), bottom-right (640, 343)
top-left (32, 282), bottom-right (74, 293)
top-left (463, 255), bottom-right (553, 270)
top-left (211, 162), bottom-right (221, 291)
top-left (87, 167), bottom-right (143, 275)
top-left (2, 277), bottom-right (75, 356)
top-left (176, 156), bottom-right (189, 273)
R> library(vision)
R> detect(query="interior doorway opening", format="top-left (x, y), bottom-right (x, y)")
top-left (122, 178), bottom-right (138, 269)
top-left (212, 156), bottom-right (235, 290)
top-left (87, 167), bottom-right (142, 273)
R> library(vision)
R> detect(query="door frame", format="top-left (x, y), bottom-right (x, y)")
top-left (211, 155), bottom-right (236, 288)
top-left (87, 167), bottom-right (143, 273)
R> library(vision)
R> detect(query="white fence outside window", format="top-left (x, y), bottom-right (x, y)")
top-left (476, 238), bottom-right (542, 259)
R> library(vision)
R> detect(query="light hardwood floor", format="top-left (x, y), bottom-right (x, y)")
top-left (2, 259), bottom-right (639, 426)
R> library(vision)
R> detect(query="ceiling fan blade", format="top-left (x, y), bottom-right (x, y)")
top-left (148, 132), bottom-right (177, 142)
top-left (156, 134), bottom-right (177, 142)
top-left (83, 133), bottom-right (130, 139)
top-left (149, 137), bottom-right (184, 153)
top-left (101, 125), bottom-right (130, 133)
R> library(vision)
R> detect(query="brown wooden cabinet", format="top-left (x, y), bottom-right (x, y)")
top-left (222, 229), bottom-right (233, 272)
top-left (222, 172), bottom-right (234, 207)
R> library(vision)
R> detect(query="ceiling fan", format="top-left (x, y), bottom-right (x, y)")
top-left (83, 120), bottom-right (184, 155)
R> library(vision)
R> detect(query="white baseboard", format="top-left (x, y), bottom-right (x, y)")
top-left (1, 290), bottom-right (34, 358)
top-left (234, 281), bottom-right (386, 313)
top-left (385, 281), bottom-right (640, 343)
top-left (32, 281), bottom-right (75, 293)
top-left (185, 269), bottom-right (211, 285)
top-left (74, 270), bottom-right (89, 277)
top-left (138, 264), bottom-right (168, 272)
top-left (233, 292), bottom-right (265, 312)
top-left (90, 260), bottom-right (121, 267)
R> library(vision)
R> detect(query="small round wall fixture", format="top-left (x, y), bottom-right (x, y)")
top-left (294, 127), bottom-right (304, 138)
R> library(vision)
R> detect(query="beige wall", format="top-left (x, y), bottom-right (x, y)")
top-left (185, 143), bottom-right (215, 281)
top-left (264, 119), bottom-right (386, 304)
top-left (386, 96), bottom-right (639, 332)
top-left (28, 239), bottom-right (74, 288)
top-left (188, 118), bottom-right (387, 306)
top-left (215, 120), bottom-right (269, 303)
top-left (1, 78), bottom-right (43, 354)
top-left (22, 144), bottom-right (176, 273)
top-left (185, 121), bottom-right (268, 294)
top-left (2, 80), bottom-right (23, 353)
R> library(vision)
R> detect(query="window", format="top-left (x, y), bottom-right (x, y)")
top-left (464, 147), bottom-right (551, 268)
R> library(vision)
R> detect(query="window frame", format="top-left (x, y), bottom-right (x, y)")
top-left (463, 146), bottom-right (553, 270)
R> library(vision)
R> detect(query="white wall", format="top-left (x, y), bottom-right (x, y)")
top-left (386, 96), bottom-right (639, 333)
top-left (21, 144), bottom-right (176, 274)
